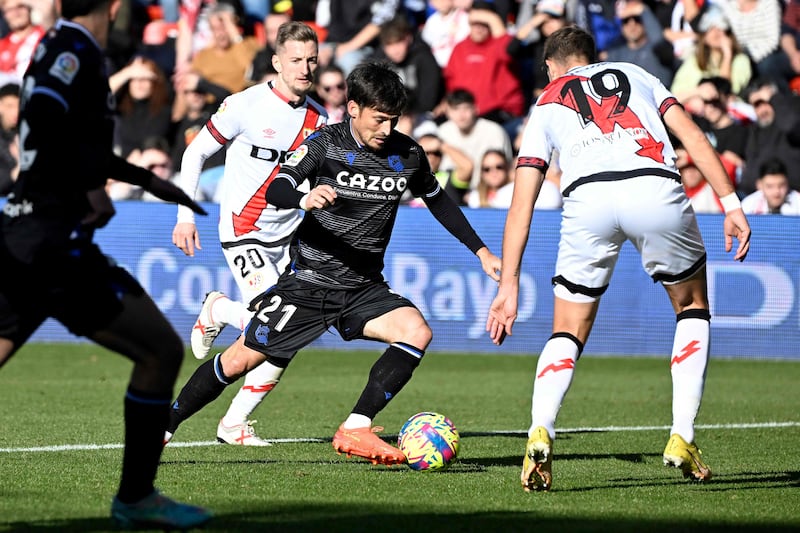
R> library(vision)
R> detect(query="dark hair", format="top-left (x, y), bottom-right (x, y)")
top-left (445, 89), bottom-right (475, 107)
top-left (759, 157), bottom-right (787, 178)
top-left (318, 63), bottom-right (345, 79)
top-left (543, 26), bottom-right (597, 65)
top-left (276, 21), bottom-right (319, 51)
top-left (380, 15), bottom-right (412, 45)
top-left (61, 0), bottom-right (111, 19)
top-left (0, 83), bottom-right (20, 99)
top-left (140, 136), bottom-right (171, 153)
top-left (346, 61), bottom-right (408, 115)
top-left (116, 57), bottom-right (171, 117)
top-left (699, 76), bottom-right (732, 97)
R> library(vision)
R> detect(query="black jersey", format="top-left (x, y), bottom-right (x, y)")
top-left (1, 20), bottom-right (115, 261)
top-left (277, 121), bottom-right (441, 288)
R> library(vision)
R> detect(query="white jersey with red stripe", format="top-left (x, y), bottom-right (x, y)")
top-left (206, 82), bottom-right (327, 244)
top-left (517, 62), bottom-right (681, 196)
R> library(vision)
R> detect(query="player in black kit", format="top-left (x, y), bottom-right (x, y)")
top-left (0, 0), bottom-right (212, 528)
top-left (165, 61), bottom-right (501, 465)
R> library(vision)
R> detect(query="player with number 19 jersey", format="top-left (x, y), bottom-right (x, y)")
top-left (177, 82), bottom-right (327, 247)
top-left (518, 62), bottom-right (681, 196)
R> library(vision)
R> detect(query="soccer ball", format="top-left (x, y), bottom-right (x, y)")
top-left (397, 412), bottom-right (460, 471)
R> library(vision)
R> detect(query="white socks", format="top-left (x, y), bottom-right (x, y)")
top-left (670, 316), bottom-right (710, 444)
top-left (342, 414), bottom-right (372, 430)
top-left (210, 295), bottom-right (252, 331)
top-left (221, 361), bottom-right (284, 426)
top-left (530, 335), bottom-right (580, 440)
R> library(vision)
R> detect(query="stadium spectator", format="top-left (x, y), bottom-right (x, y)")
top-left (420, 0), bottom-right (471, 68)
top-left (109, 56), bottom-right (173, 158)
top-left (574, 0), bottom-right (622, 56)
top-left (319, 0), bottom-right (400, 75)
top-left (670, 5), bottom-right (752, 101)
top-left (443, 1), bottom-right (525, 125)
top-left (468, 150), bottom-right (563, 209)
top-left (109, 137), bottom-right (176, 200)
top-left (248, 9), bottom-right (290, 84)
top-left (416, 132), bottom-right (473, 205)
top-left (180, 2), bottom-right (259, 94)
top-left (24, 0), bottom-right (55, 28)
top-left (467, 149), bottom-right (513, 208)
top-left (741, 157), bottom-right (800, 214)
top-left (663, 0), bottom-right (702, 63)
top-left (606, 0), bottom-right (676, 87)
top-left (0, 0), bottom-right (46, 85)
top-left (437, 89), bottom-right (513, 190)
top-left (690, 76), bottom-right (748, 177)
top-left (171, 83), bottom-right (228, 176)
top-left (508, 0), bottom-right (570, 102)
top-left (313, 64), bottom-right (347, 124)
top-left (174, 0), bottom-right (247, 71)
top-left (676, 147), bottom-right (724, 213)
top-left (740, 78), bottom-right (800, 194)
top-left (370, 15), bottom-right (443, 120)
top-left (133, 137), bottom-right (177, 201)
top-left (718, 0), bottom-right (796, 90)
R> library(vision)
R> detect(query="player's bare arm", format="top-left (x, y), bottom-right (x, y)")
top-left (664, 105), bottom-right (751, 261)
top-left (172, 127), bottom-right (226, 256)
top-left (487, 166), bottom-right (543, 345)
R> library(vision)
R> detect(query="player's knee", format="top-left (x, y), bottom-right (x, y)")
top-left (221, 346), bottom-right (264, 379)
top-left (403, 319), bottom-right (432, 349)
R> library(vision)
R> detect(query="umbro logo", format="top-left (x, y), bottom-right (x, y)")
top-left (263, 128), bottom-right (276, 138)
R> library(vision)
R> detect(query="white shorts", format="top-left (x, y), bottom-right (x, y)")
top-left (222, 241), bottom-right (291, 306)
top-left (554, 176), bottom-right (706, 301)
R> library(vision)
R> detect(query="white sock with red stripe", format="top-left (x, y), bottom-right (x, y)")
top-left (221, 360), bottom-right (284, 426)
top-left (530, 334), bottom-right (582, 439)
top-left (211, 295), bottom-right (252, 331)
top-left (670, 310), bottom-right (710, 444)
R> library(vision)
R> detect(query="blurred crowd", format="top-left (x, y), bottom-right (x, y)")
top-left (0, 0), bottom-right (799, 214)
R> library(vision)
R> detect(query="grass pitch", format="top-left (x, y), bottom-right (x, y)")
top-left (1, 343), bottom-right (798, 532)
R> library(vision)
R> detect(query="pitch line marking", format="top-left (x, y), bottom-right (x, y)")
top-left (1, 421), bottom-right (797, 454)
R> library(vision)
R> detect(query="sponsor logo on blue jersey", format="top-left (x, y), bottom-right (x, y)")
top-left (387, 155), bottom-right (404, 172)
top-left (336, 171), bottom-right (408, 193)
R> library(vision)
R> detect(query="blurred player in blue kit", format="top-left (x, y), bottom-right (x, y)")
top-left (0, 0), bottom-right (212, 528)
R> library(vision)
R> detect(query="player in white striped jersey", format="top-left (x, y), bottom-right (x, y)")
top-left (487, 27), bottom-right (751, 491)
top-left (169, 22), bottom-right (327, 446)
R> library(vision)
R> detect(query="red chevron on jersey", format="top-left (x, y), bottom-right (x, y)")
top-left (671, 340), bottom-right (701, 368)
top-left (231, 106), bottom-right (323, 236)
top-left (537, 357), bottom-right (575, 378)
top-left (539, 74), bottom-right (665, 163)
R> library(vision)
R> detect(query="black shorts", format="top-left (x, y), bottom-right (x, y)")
top-left (243, 274), bottom-right (417, 360)
top-left (0, 239), bottom-right (144, 343)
